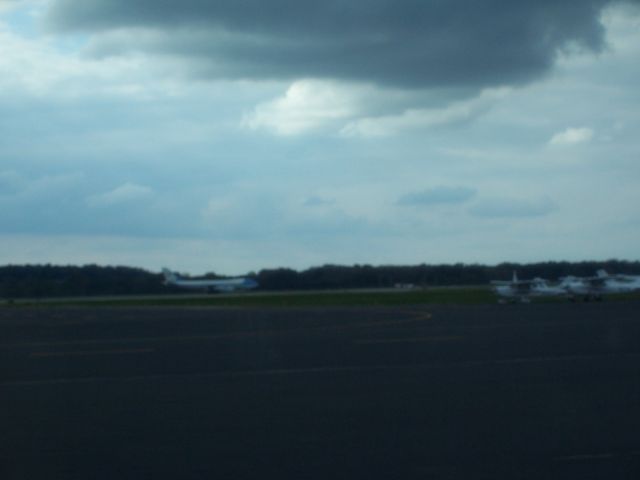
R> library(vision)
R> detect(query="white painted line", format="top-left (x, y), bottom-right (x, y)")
top-left (30, 348), bottom-right (155, 358)
top-left (1, 314), bottom-right (432, 350)
top-left (355, 336), bottom-right (462, 345)
top-left (4, 352), bottom-right (640, 387)
top-left (555, 450), bottom-right (640, 462)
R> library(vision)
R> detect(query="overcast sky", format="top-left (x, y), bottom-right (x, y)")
top-left (1, 0), bottom-right (639, 274)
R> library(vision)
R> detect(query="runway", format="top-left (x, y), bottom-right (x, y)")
top-left (1, 302), bottom-right (640, 479)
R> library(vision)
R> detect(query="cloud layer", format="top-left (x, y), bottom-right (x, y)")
top-left (397, 186), bottom-right (477, 206)
top-left (549, 127), bottom-right (594, 146)
top-left (1, 1), bottom-right (639, 273)
top-left (45, 0), bottom-right (630, 89)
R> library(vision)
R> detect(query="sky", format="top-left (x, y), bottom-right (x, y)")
top-left (1, 0), bottom-right (639, 275)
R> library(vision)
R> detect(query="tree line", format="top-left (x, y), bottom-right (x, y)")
top-left (2, 260), bottom-right (640, 299)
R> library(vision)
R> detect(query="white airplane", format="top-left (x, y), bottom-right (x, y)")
top-left (492, 271), bottom-right (566, 303)
top-left (162, 268), bottom-right (258, 293)
top-left (559, 270), bottom-right (640, 301)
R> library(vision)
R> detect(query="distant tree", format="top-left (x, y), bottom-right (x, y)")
top-left (2, 260), bottom-right (640, 298)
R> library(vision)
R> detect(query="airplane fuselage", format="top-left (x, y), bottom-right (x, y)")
top-left (163, 269), bottom-right (258, 293)
top-left (494, 271), bottom-right (640, 303)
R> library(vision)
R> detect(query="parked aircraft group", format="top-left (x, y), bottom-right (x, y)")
top-left (162, 266), bottom-right (639, 302)
top-left (492, 270), bottom-right (640, 303)
top-left (162, 268), bottom-right (258, 293)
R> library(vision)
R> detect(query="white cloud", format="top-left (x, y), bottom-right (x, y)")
top-left (0, 10), bottom-right (186, 100)
top-left (549, 127), bottom-right (594, 146)
top-left (87, 183), bottom-right (153, 207)
top-left (0, 2), bottom-right (14, 14)
top-left (397, 186), bottom-right (477, 206)
top-left (0, 2), bottom-right (639, 270)
top-left (303, 196), bottom-right (335, 207)
top-left (341, 88), bottom-right (511, 137)
top-left (244, 82), bottom-right (511, 137)
top-left (242, 80), bottom-right (359, 135)
top-left (20, 172), bottom-right (85, 198)
top-left (0, 21), bottom-right (69, 95)
top-left (0, 0), bottom-right (26, 14)
top-left (469, 197), bottom-right (557, 219)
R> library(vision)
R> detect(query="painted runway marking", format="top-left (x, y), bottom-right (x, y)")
top-left (29, 347), bottom-right (154, 358)
top-left (557, 453), bottom-right (615, 461)
top-left (2, 313), bottom-right (433, 350)
top-left (405, 310), bottom-right (433, 321)
top-left (5, 352), bottom-right (640, 387)
top-left (355, 335), bottom-right (462, 345)
top-left (555, 450), bottom-right (640, 462)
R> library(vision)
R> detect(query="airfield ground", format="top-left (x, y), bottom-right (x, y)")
top-left (4, 285), bottom-right (639, 307)
top-left (1, 300), bottom-right (640, 479)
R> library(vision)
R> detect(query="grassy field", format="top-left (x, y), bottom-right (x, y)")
top-left (5, 287), bottom-right (495, 307)
top-left (5, 286), bottom-right (639, 308)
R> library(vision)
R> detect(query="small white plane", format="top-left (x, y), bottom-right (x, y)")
top-left (162, 268), bottom-right (258, 293)
top-left (491, 271), bottom-right (566, 303)
top-left (559, 270), bottom-right (640, 301)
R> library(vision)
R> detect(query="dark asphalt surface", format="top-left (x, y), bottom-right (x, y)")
top-left (1, 302), bottom-right (640, 479)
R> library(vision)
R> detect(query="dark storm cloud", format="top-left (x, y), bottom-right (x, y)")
top-left (397, 186), bottom-right (477, 206)
top-left (46, 0), bottom-right (633, 88)
top-left (469, 197), bottom-right (557, 218)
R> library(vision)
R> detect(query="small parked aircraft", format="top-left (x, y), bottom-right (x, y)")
top-left (493, 269), bottom-right (640, 303)
top-left (162, 268), bottom-right (258, 293)
top-left (559, 270), bottom-right (640, 301)
top-left (491, 271), bottom-right (566, 303)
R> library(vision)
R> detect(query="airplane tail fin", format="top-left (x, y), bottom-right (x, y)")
top-left (162, 268), bottom-right (179, 284)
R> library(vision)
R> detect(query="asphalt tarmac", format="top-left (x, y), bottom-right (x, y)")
top-left (1, 302), bottom-right (640, 479)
